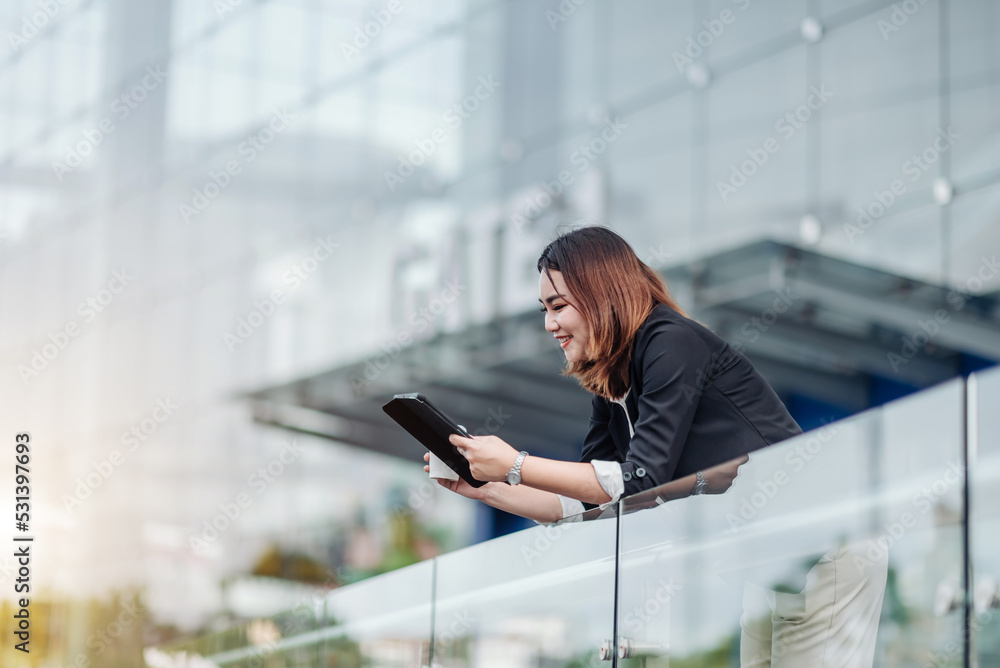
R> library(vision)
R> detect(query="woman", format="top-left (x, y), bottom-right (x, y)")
top-left (423, 225), bottom-right (802, 524)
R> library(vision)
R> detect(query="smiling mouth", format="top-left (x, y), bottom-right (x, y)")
top-left (557, 336), bottom-right (573, 348)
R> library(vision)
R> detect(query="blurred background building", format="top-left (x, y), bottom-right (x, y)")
top-left (0, 0), bottom-right (998, 664)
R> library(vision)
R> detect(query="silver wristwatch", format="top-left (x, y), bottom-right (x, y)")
top-left (506, 451), bottom-right (528, 485)
top-left (692, 470), bottom-right (707, 495)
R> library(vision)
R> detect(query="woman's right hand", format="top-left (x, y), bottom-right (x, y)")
top-left (424, 452), bottom-right (492, 501)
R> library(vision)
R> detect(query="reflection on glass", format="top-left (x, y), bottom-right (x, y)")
top-left (148, 379), bottom-right (978, 667)
top-left (972, 367), bottom-right (1000, 665)
top-left (148, 559), bottom-right (432, 667)
top-left (432, 505), bottom-right (617, 667)
top-left (738, 539), bottom-right (887, 667)
top-left (618, 379), bottom-right (964, 667)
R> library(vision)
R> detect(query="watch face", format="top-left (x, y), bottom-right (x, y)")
top-left (507, 471), bottom-right (521, 485)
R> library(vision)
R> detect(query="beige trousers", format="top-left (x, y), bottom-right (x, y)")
top-left (740, 541), bottom-right (889, 668)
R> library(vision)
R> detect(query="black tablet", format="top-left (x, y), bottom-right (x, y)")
top-left (382, 393), bottom-right (487, 488)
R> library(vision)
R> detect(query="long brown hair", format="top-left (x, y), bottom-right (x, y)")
top-left (536, 225), bottom-right (688, 400)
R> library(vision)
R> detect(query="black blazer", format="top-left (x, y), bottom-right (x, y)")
top-left (579, 303), bottom-right (802, 510)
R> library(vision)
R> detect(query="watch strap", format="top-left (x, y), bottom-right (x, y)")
top-left (692, 470), bottom-right (707, 495)
top-left (507, 450), bottom-right (528, 484)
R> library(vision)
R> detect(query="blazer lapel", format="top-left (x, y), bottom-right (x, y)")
top-left (606, 398), bottom-right (624, 456)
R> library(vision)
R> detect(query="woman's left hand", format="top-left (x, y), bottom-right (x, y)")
top-left (449, 433), bottom-right (519, 482)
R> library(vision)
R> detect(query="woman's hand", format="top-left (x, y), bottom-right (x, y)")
top-left (448, 433), bottom-right (519, 483)
top-left (423, 452), bottom-right (493, 501)
top-left (703, 454), bottom-right (749, 494)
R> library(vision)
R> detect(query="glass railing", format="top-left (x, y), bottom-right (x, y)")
top-left (432, 503), bottom-right (618, 665)
top-left (971, 366), bottom-right (1000, 667)
top-left (618, 378), bottom-right (966, 667)
top-left (150, 372), bottom-right (998, 667)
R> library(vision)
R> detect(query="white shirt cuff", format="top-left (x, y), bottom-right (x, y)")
top-left (590, 459), bottom-right (624, 507)
top-left (532, 461), bottom-right (623, 526)
top-left (534, 495), bottom-right (585, 526)
top-left (558, 494), bottom-right (586, 519)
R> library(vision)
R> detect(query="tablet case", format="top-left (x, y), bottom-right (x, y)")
top-left (382, 393), bottom-right (488, 488)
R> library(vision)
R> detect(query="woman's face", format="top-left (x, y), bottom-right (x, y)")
top-left (538, 269), bottom-right (591, 364)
